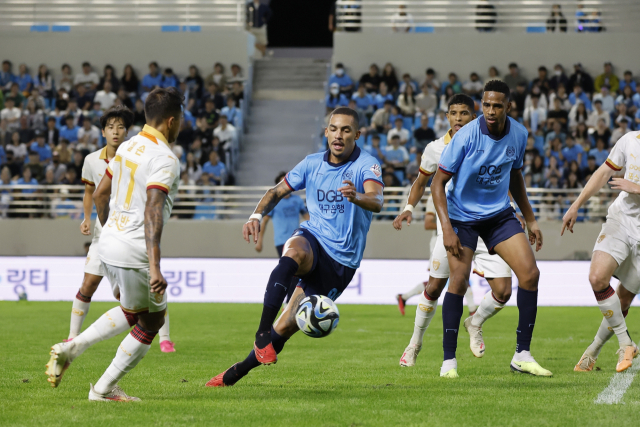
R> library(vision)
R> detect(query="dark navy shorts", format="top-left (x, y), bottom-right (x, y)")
top-left (449, 207), bottom-right (523, 254)
top-left (293, 228), bottom-right (356, 301)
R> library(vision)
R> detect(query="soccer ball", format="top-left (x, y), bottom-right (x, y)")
top-left (296, 295), bottom-right (340, 338)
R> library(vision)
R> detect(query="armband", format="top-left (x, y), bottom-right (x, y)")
top-left (249, 214), bottom-right (263, 222)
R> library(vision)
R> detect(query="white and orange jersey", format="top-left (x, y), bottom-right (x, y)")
top-left (419, 128), bottom-right (452, 178)
top-left (98, 125), bottom-right (180, 269)
top-left (604, 131), bottom-right (640, 241)
top-left (81, 146), bottom-right (111, 240)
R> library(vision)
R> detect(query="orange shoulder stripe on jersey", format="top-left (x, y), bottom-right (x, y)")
top-left (147, 182), bottom-right (170, 194)
top-left (81, 179), bottom-right (95, 186)
top-left (105, 166), bottom-right (113, 179)
top-left (139, 131), bottom-right (158, 145)
top-left (419, 167), bottom-right (434, 176)
top-left (605, 159), bottom-right (622, 171)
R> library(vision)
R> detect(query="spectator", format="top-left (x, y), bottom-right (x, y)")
top-left (0, 60), bottom-right (15, 91)
top-left (589, 137), bottom-right (609, 165)
top-left (60, 167), bottom-right (81, 185)
top-left (524, 94), bottom-right (547, 134)
top-left (569, 84), bottom-right (591, 111)
top-left (545, 155), bottom-right (563, 181)
top-left (592, 119), bottom-right (611, 148)
top-left (213, 114), bottom-right (236, 166)
top-left (391, 4), bottom-right (414, 32)
top-left (373, 81), bottom-right (394, 110)
top-left (121, 64), bottom-right (139, 96)
top-left (45, 151), bottom-right (67, 183)
top-left (161, 68), bottom-right (179, 89)
top-left (619, 71), bottom-right (637, 94)
top-left (614, 103), bottom-right (633, 128)
top-left (220, 96), bottom-right (240, 126)
top-left (24, 99), bottom-right (45, 132)
top-left (16, 64), bottom-right (33, 95)
top-left (549, 64), bottom-right (569, 93)
top-left (563, 160), bottom-right (582, 183)
top-left (422, 68), bottom-right (441, 93)
top-left (573, 121), bottom-right (589, 142)
top-left (364, 134), bottom-right (384, 163)
top-left (93, 81), bottom-right (117, 110)
top-left (184, 151), bottom-right (203, 183)
top-left (116, 87), bottom-right (134, 110)
top-left (568, 101), bottom-right (589, 130)
top-left (18, 116), bottom-right (34, 143)
top-left (347, 100), bottom-right (366, 134)
top-left (592, 85), bottom-right (615, 114)
top-left (545, 137), bottom-right (564, 167)
top-left (389, 105), bottom-right (403, 127)
top-left (439, 86), bottom-right (456, 112)
top-left (369, 100), bottom-right (393, 134)
top-left (387, 118), bottom-right (409, 146)
top-left (434, 109), bottom-right (448, 138)
top-left (142, 62), bottom-right (163, 93)
top-left (30, 131), bottom-right (52, 164)
top-left (246, 0), bottom-right (272, 57)
top-left (74, 62), bottom-right (99, 92)
top-left (531, 66), bottom-right (550, 96)
top-left (509, 101), bottom-right (523, 125)
top-left (545, 121), bottom-right (566, 148)
top-left (6, 131), bottom-right (27, 162)
top-left (359, 64), bottom-right (381, 94)
top-left (587, 100), bottom-right (610, 129)
top-left (202, 151), bottom-right (227, 185)
top-left (67, 150), bottom-right (85, 177)
top-left (1, 151), bottom-right (22, 179)
top-left (352, 85), bottom-right (374, 112)
top-left (381, 63), bottom-right (399, 94)
top-left (547, 97), bottom-right (569, 130)
top-left (15, 165), bottom-right (38, 193)
top-left (204, 63), bottom-right (226, 93)
top-left (329, 63), bottom-right (354, 97)
top-left (199, 99), bottom-right (220, 129)
top-left (74, 84), bottom-right (93, 111)
top-left (511, 83), bottom-right (528, 115)
top-left (595, 62), bottom-right (619, 93)
top-left (231, 81), bottom-right (244, 102)
top-left (40, 168), bottom-right (56, 188)
top-left (524, 134), bottom-right (539, 167)
top-left (562, 136), bottom-right (584, 166)
top-left (611, 118), bottom-right (631, 145)
top-left (6, 83), bottom-right (25, 108)
top-left (569, 63), bottom-right (594, 95)
top-left (526, 154), bottom-right (545, 187)
top-left (77, 118), bottom-right (100, 148)
top-left (503, 63), bottom-right (528, 92)
top-left (60, 115), bottom-right (81, 144)
top-left (397, 85), bottom-right (416, 116)
top-left (25, 150), bottom-right (44, 181)
top-left (549, 84), bottom-right (571, 111)
top-left (55, 138), bottom-right (73, 164)
top-left (194, 117), bottom-right (214, 150)
top-left (1, 98), bottom-right (21, 132)
top-left (56, 64), bottom-right (73, 93)
top-left (33, 64), bottom-right (54, 109)
top-left (563, 172), bottom-right (582, 191)
top-left (44, 116), bottom-right (59, 146)
top-left (415, 84), bottom-right (437, 116)
top-left (325, 83), bottom-right (349, 113)
top-left (185, 65), bottom-right (205, 100)
top-left (202, 82), bottom-right (225, 111)
top-left (616, 86), bottom-right (635, 113)
top-left (383, 135), bottom-right (409, 172)
top-left (462, 72), bottom-right (483, 99)
top-left (398, 73), bottom-right (418, 94)
top-left (59, 98), bottom-right (83, 126)
top-left (475, 0), bottom-right (497, 32)
top-left (487, 66), bottom-right (501, 81)
top-left (98, 64), bottom-right (119, 92)
top-left (546, 4), bottom-right (567, 32)
top-left (413, 115), bottom-right (436, 154)
top-left (581, 155), bottom-right (598, 182)
top-left (130, 99), bottom-right (145, 128)
top-left (444, 73), bottom-right (462, 94)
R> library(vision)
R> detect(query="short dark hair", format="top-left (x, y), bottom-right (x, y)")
top-left (483, 80), bottom-right (510, 101)
top-left (587, 155), bottom-right (596, 161)
top-left (330, 107), bottom-right (359, 129)
top-left (383, 100), bottom-right (394, 106)
top-left (144, 87), bottom-right (184, 124)
top-left (447, 93), bottom-right (475, 112)
top-left (624, 70), bottom-right (632, 76)
top-left (426, 68), bottom-right (435, 75)
top-left (509, 62), bottom-right (518, 68)
top-left (149, 61), bottom-right (158, 68)
top-left (82, 61), bottom-right (90, 68)
top-left (275, 171), bottom-right (287, 185)
top-left (65, 114), bottom-right (74, 121)
top-left (100, 105), bottom-right (134, 130)
top-left (538, 66), bottom-right (547, 72)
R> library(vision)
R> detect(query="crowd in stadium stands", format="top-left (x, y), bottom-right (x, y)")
top-left (0, 59), bottom-right (245, 205)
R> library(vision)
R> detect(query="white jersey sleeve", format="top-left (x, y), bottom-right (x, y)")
top-left (605, 137), bottom-right (627, 172)
top-left (147, 155), bottom-right (180, 195)
top-left (419, 143), bottom-right (438, 177)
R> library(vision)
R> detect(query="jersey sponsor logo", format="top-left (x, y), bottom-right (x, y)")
top-left (506, 145), bottom-right (516, 160)
top-left (597, 234), bottom-right (606, 243)
top-left (476, 164), bottom-right (502, 185)
top-left (317, 189), bottom-right (344, 203)
top-left (370, 164), bottom-right (382, 178)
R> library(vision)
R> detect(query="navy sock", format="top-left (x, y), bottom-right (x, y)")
top-left (442, 292), bottom-right (464, 361)
top-left (285, 279), bottom-right (298, 303)
top-left (225, 328), bottom-right (290, 385)
top-left (256, 256), bottom-right (299, 344)
top-left (516, 287), bottom-right (538, 353)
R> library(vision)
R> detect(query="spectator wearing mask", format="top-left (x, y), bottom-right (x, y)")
top-left (503, 63), bottom-right (528, 93)
top-left (387, 118), bottom-right (409, 146)
top-left (413, 115), bottom-right (436, 154)
top-left (1, 98), bottom-right (21, 132)
top-left (141, 62), bottom-right (163, 93)
top-left (358, 64), bottom-right (380, 94)
top-left (587, 100), bottom-right (610, 129)
top-left (569, 84), bottom-right (591, 111)
top-left (325, 83), bottom-right (349, 113)
top-left (592, 85), bottom-right (615, 114)
top-left (569, 63), bottom-right (594, 95)
top-left (594, 62), bottom-right (619, 94)
top-left (369, 100), bottom-right (393, 134)
top-left (589, 138), bottom-right (609, 166)
top-left (74, 62), bottom-right (99, 93)
top-left (45, 151), bottom-right (68, 183)
top-left (93, 81), bottom-right (117, 110)
top-left (328, 63), bottom-right (354, 97)
top-left (523, 93), bottom-right (547, 135)
top-left (462, 72), bottom-right (483, 100)
top-left (77, 118), bottom-right (100, 148)
top-left (202, 151), bottom-right (227, 185)
top-left (611, 118), bottom-right (631, 145)
top-left (60, 115), bottom-right (81, 144)
top-left (546, 4), bottom-right (567, 32)
top-left (549, 64), bottom-right (569, 93)
top-left (397, 85), bottom-right (416, 117)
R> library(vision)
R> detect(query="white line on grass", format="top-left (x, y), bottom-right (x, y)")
top-left (594, 359), bottom-right (640, 405)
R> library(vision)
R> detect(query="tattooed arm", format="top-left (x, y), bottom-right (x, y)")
top-left (242, 180), bottom-right (293, 244)
top-left (94, 173), bottom-right (112, 227)
top-left (145, 188), bottom-right (168, 295)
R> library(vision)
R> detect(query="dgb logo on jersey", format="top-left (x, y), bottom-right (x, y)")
top-left (317, 189), bottom-right (344, 203)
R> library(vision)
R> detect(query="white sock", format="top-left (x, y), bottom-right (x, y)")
top-left (471, 291), bottom-right (506, 328)
top-left (586, 318), bottom-right (615, 357)
top-left (402, 282), bottom-right (426, 302)
top-left (68, 293), bottom-right (91, 339)
top-left (94, 326), bottom-right (154, 395)
top-left (465, 286), bottom-right (478, 314)
top-left (70, 306), bottom-right (130, 360)
top-left (159, 311), bottom-right (171, 343)
top-left (596, 288), bottom-right (633, 348)
top-left (409, 291), bottom-right (438, 346)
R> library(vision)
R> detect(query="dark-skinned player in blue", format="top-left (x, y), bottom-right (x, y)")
top-left (432, 80), bottom-right (552, 378)
top-left (206, 107), bottom-right (384, 387)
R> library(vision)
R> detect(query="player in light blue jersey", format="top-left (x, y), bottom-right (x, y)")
top-left (432, 80), bottom-right (551, 378)
top-left (207, 107), bottom-right (384, 387)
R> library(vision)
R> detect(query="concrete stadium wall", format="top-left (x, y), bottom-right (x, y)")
top-left (0, 28), bottom-right (254, 79)
top-left (0, 219), bottom-right (599, 261)
top-left (333, 32), bottom-right (637, 86)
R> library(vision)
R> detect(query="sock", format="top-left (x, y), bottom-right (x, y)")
top-left (93, 325), bottom-right (156, 395)
top-left (159, 311), bottom-right (171, 342)
top-left (442, 292), bottom-right (464, 361)
top-left (464, 286), bottom-right (478, 314)
top-left (285, 279), bottom-right (297, 304)
top-left (409, 290), bottom-right (438, 346)
top-left (68, 291), bottom-right (92, 339)
top-left (594, 286), bottom-right (633, 348)
top-left (402, 282), bottom-right (427, 302)
top-left (471, 291), bottom-right (507, 327)
top-left (256, 256), bottom-right (299, 346)
top-left (224, 327), bottom-right (290, 385)
top-left (516, 287), bottom-right (538, 353)
top-left (70, 306), bottom-right (131, 360)
top-left (586, 314), bottom-right (621, 357)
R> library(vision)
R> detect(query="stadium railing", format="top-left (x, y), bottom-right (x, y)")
top-left (0, 185), bottom-right (615, 221)
top-left (335, 0), bottom-right (640, 32)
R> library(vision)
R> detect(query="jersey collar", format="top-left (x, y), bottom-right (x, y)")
top-left (479, 115), bottom-right (511, 141)
top-left (140, 124), bottom-right (170, 147)
top-left (98, 146), bottom-right (110, 163)
top-left (323, 145), bottom-right (361, 167)
top-left (444, 129), bottom-right (453, 145)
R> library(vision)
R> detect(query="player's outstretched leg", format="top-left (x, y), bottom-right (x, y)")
top-left (67, 273), bottom-right (103, 341)
top-left (396, 282), bottom-right (427, 316)
top-left (159, 311), bottom-right (175, 353)
top-left (46, 306), bottom-right (136, 387)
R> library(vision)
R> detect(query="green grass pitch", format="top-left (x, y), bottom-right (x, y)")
top-left (1, 301), bottom-right (638, 426)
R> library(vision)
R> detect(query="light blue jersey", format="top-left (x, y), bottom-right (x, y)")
top-left (438, 116), bottom-right (527, 221)
top-left (285, 146), bottom-right (384, 269)
top-left (268, 195), bottom-right (307, 247)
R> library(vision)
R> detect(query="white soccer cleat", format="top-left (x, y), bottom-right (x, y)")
top-left (463, 316), bottom-right (485, 358)
top-left (574, 350), bottom-right (597, 372)
top-left (510, 351), bottom-right (552, 377)
top-left (399, 344), bottom-right (421, 367)
top-left (88, 383), bottom-right (141, 402)
top-left (440, 358), bottom-right (458, 378)
top-left (45, 342), bottom-right (73, 388)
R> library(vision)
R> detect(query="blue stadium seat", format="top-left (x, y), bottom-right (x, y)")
top-left (161, 25), bottom-right (181, 32)
top-left (409, 152), bottom-right (416, 163)
top-left (526, 25), bottom-right (546, 33)
top-left (534, 136), bottom-right (544, 153)
top-left (193, 205), bottom-right (217, 220)
top-left (30, 25), bottom-right (49, 32)
top-left (182, 25), bottom-right (201, 32)
top-left (51, 26), bottom-right (70, 32)
top-left (378, 134), bottom-right (387, 147)
top-left (414, 116), bottom-right (421, 128)
top-left (394, 170), bottom-right (405, 183)
top-left (414, 26), bottom-right (435, 33)
top-left (428, 116), bottom-right (435, 128)
top-left (402, 117), bottom-right (413, 132)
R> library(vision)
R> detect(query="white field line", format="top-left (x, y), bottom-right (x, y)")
top-left (594, 359), bottom-right (640, 404)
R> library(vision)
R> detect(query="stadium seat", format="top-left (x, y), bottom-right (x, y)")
top-left (182, 25), bottom-right (201, 32)
top-left (526, 25), bottom-right (547, 33)
top-left (428, 116), bottom-right (435, 128)
top-left (394, 170), bottom-right (405, 183)
top-left (402, 117), bottom-right (413, 132)
top-left (161, 25), bottom-right (181, 32)
top-left (534, 136), bottom-right (544, 153)
top-left (414, 116), bottom-right (421, 128)
top-left (51, 26), bottom-right (70, 32)
top-left (30, 25), bottom-right (49, 32)
top-left (414, 26), bottom-right (435, 33)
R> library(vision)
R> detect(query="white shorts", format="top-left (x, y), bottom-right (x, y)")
top-left (428, 234), bottom-right (512, 279)
top-left (593, 219), bottom-right (640, 294)
top-left (101, 262), bottom-right (167, 313)
top-left (249, 26), bottom-right (268, 45)
top-left (84, 240), bottom-right (105, 276)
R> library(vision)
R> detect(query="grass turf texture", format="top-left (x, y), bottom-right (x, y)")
top-left (1, 302), bottom-right (639, 426)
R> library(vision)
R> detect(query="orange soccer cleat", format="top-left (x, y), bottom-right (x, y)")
top-left (253, 342), bottom-right (277, 365)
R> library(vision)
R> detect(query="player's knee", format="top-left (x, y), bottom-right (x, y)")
top-left (282, 247), bottom-right (309, 266)
top-left (447, 274), bottom-right (468, 295)
top-left (588, 270), bottom-right (609, 290)
top-left (494, 289), bottom-right (512, 302)
top-left (80, 277), bottom-right (100, 296)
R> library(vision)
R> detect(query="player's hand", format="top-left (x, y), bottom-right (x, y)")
top-left (610, 177), bottom-right (640, 194)
top-left (149, 267), bottom-right (167, 295)
top-left (80, 219), bottom-right (91, 235)
top-left (561, 206), bottom-right (578, 236)
top-left (243, 218), bottom-right (260, 244)
top-left (393, 210), bottom-right (413, 230)
top-left (443, 229), bottom-right (464, 258)
top-left (527, 220), bottom-right (543, 252)
top-left (515, 212), bottom-right (525, 230)
top-left (255, 240), bottom-right (263, 253)
top-left (338, 180), bottom-right (358, 203)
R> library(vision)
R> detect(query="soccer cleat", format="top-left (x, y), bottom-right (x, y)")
top-left (45, 343), bottom-right (72, 388)
top-left (399, 344), bottom-right (421, 367)
top-left (160, 340), bottom-right (176, 353)
top-left (440, 358), bottom-right (458, 378)
top-left (463, 316), bottom-right (485, 358)
top-left (63, 338), bottom-right (73, 343)
top-left (205, 363), bottom-right (239, 387)
top-left (510, 351), bottom-right (553, 376)
top-left (574, 351), bottom-right (597, 372)
top-left (615, 345), bottom-right (639, 373)
top-left (88, 384), bottom-right (141, 402)
top-left (396, 294), bottom-right (406, 316)
top-left (254, 342), bottom-right (277, 365)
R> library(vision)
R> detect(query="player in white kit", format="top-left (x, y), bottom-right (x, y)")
top-left (66, 105), bottom-right (175, 353)
top-left (46, 88), bottom-right (183, 401)
top-left (393, 94), bottom-right (515, 367)
top-left (562, 130), bottom-right (640, 373)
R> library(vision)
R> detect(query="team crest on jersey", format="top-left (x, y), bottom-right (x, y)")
top-left (597, 234), bottom-right (606, 243)
top-left (432, 259), bottom-right (440, 271)
top-left (506, 146), bottom-right (516, 160)
top-left (370, 164), bottom-right (382, 178)
top-left (343, 169), bottom-right (354, 181)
